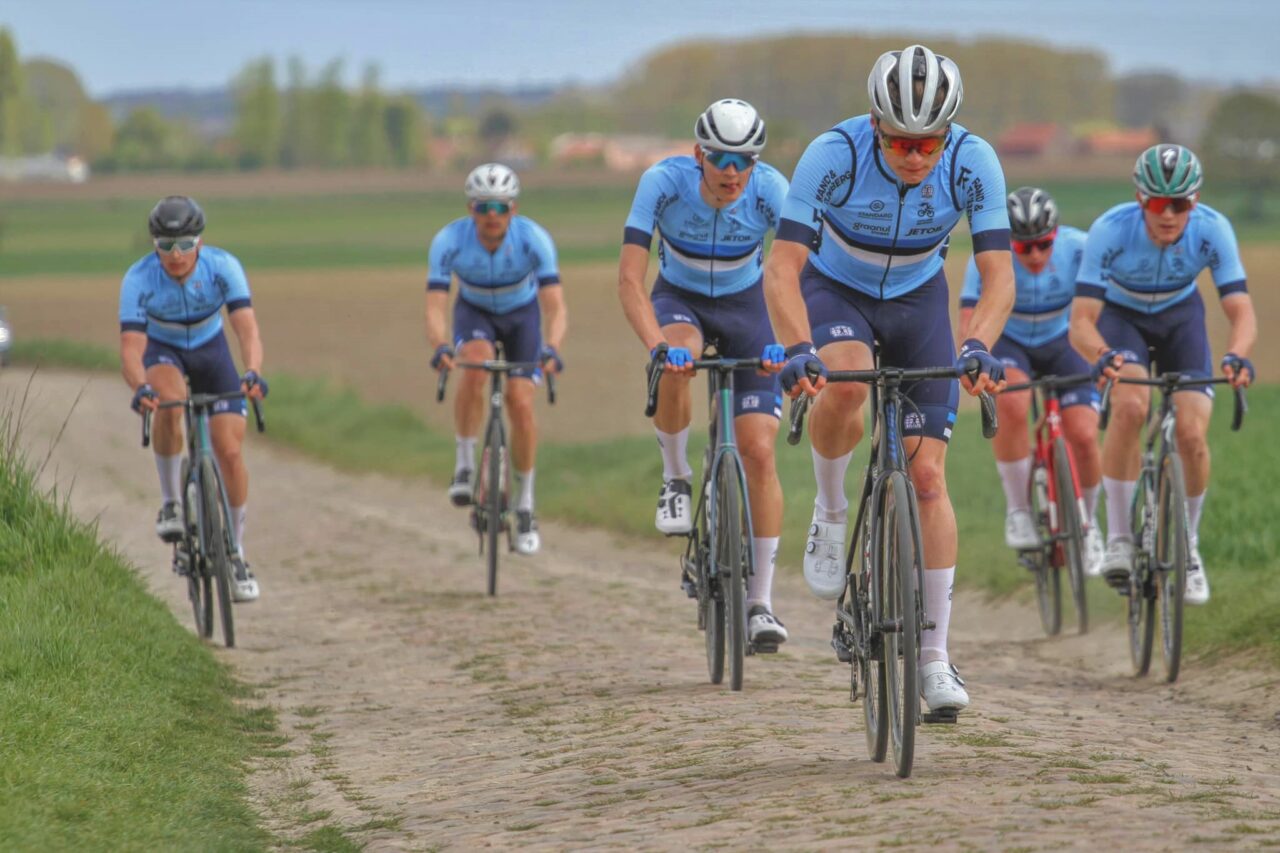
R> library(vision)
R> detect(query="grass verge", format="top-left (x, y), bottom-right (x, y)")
top-left (0, 404), bottom-right (272, 849)
top-left (12, 338), bottom-right (1280, 663)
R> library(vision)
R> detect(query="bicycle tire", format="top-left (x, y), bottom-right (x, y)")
top-left (1053, 439), bottom-right (1088, 634)
top-left (1028, 458), bottom-right (1061, 636)
top-left (1157, 451), bottom-right (1189, 683)
top-left (481, 416), bottom-right (504, 597)
top-left (180, 459), bottom-right (212, 639)
top-left (200, 457), bottom-right (235, 649)
top-left (716, 458), bottom-right (748, 692)
top-left (854, 510), bottom-right (888, 763)
top-left (1129, 473), bottom-right (1156, 676)
top-left (695, 466), bottom-right (725, 685)
top-left (880, 472), bottom-right (918, 778)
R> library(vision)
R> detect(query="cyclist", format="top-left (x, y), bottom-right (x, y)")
top-left (1070, 144), bottom-right (1256, 605)
top-left (764, 45), bottom-right (1013, 714)
top-left (959, 187), bottom-right (1104, 574)
top-left (426, 163), bottom-right (567, 556)
top-left (119, 196), bottom-right (266, 603)
top-left (618, 99), bottom-right (791, 646)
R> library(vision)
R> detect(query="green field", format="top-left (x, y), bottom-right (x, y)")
top-left (3, 178), bottom-right (1277, 279)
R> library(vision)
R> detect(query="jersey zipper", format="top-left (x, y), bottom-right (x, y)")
top-left (876, 183), bottom-right (910, 301)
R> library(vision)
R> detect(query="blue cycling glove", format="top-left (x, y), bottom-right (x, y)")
top-left (241, 370), bottom-right (269, 398)
top-left (761, 343), bottom-right (786, 366)
top-left (956, 338), bottom-right (1004, 384)
top-left (651, 344), bottom-right (692, 370)
top-left (131, 383), bottom-right (157, 413)
top-left (1221, 352), bottom-right (1255, 383)
top-left (541, 344), bottom-right (564, 373)
top-left (1091, 348), bottom-right (1123, 382)
top-left (430, 344), bottom-right (454, 370)
top-left (779, 342), bottom-right (827, 394)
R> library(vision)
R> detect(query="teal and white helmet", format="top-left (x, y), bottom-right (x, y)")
top-left (1133, 144), bottom-right (1203, 198)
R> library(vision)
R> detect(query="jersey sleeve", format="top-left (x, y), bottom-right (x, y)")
top-left (623, 165), bottom-right (674, 249)
top-left (1202, 215), bottom-right (1248, 297)
top-left (1074, 218), bottom-right (1110, 301)
top-left (527, 221), bottom-right (561, 287)
top-left (216, 252), bottom-right (253, 311)
top-left (118, 267), bottom-right (148, 333)
top-left (426, 226), bottom-right (454, 292)
top-left (959, 256), bottom-right (982, 308)
top-left (759, 164), bottom-right (789, 231)
top-left (777, 131), bottom-right (851, 246)
top-left (956, 136), bottom-right (1010, 254)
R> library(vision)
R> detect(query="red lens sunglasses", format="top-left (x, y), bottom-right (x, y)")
top-left (1012, 228), bottom-right (1057, 255)
top-left (1139, 193), bottom-right (1197, 214)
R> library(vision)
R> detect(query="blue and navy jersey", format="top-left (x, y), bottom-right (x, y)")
top-left (778, 116), bottom-right (1010, 300)
top-left (623, 155), bottom-right (788, 298)
top-left (118, 246), bottom-right (252, 350)
top-left (961, 225), bottom-right (1087, 348)
top-left (1076, 202), bottom-right (1247, 313)
top-left (427, 215), bottom-right (560, 315)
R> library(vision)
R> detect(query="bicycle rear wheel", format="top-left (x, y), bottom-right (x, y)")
top-left (715, 458), bottom-right (748, 692)
top-left (1157, 451), bottom-right (1189, 683)
top-left (200, 457), bottom-right (235, 649)
top-left (880, 473), bottom-right (919, 778)
top-left (1028, 458), bottom-right (1061, 636)
top-left (1053, 439), bottom-right (1088, 634)
top-left (1129, 474), bottom-right (1156, 676)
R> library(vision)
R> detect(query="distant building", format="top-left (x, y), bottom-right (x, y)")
top-left (0, 154), bottom-right (89, 183)
top-left (601, 136), bottom-right (689, 172)
top-left (549, 133), bottom-right (606, 166)
top-left (1077, 128), bottom-right (1159, 157)
top-left (996, 123), bottom-right (1072, 159)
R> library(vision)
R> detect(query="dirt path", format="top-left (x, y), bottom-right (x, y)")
top-left (8, 370), bottom-right (1280, 851)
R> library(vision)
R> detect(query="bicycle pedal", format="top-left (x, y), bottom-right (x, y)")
top-left (831, 637), bottom-right (853, 664)
top-left (921, 708), bottom-right (959, 724)
top-left (752, 642), bottom-right (779, 655)
top-left (681, 580), bottom-right (697, 599)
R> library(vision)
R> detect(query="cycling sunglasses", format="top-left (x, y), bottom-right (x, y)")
top-left (1138, 193), bottom-right (1197, 214)
top-left (472, 200), bottom-right (512, 215)
top-left (877, 129), bottom-right (948, 156)
top-left (700, 147), bottom-right (758, 171)
top-left (153, 235), bottom-right (201, 254)
top-left (1012, 229), bottom-right (1057, 254)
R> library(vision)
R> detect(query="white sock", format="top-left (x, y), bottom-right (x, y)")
top-left (996, 457), bottom-right (1032, 514)
top-left (155, 453), bottom-right (182, 504)
top-left (747, 536), bottom-right (779, 610)
top-left (1103, 476), bottom-right (1137, 545)
top-left (922, 566), bottom-right (955, 665)
top-left (232, 504), bottom-right (247, 554)
top-left (1083, 483), bottom-right (1101, 528)
top-left (455, 436), bottom-right (477, 474)
top-left (812, 447), bottom-right (852, 522)
top-left (1186, 492), bottom-right (1205, 541)
top-left (655, 426), bottom-right (692, 481)
top-left (515, 469), bottom-right (535, 513)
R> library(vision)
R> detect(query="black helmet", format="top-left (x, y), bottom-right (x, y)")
top-left (148, 195), bottom-right (205, 238)
top-left (1006, 186), bottom-right (1059, 241)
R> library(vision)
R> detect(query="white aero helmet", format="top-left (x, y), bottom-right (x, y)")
top-left (464, 163), bottom-right (520, 201)
top-left (867, 44), bottom-right (963, 135)
top-left (694, 99), bottom-right (767, 153)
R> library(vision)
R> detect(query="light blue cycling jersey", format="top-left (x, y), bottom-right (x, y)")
top-left (427, 215), bottom-right (560, 315)
top-left (1076, 202), bottom-right (1247, 313)
top-left (623, 155), bottom-right (789, 298)
top-left (118, 246), bottom-right (252, 349)
top-left (778, 116), bottom-right (1010, 300)
top-left (961, 225), bottom-right (1087, 348)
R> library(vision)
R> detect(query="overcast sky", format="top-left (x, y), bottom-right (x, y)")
top-left (6, 0), bottom-right (1276, 96)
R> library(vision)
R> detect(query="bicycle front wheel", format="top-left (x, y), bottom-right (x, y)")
top-left (879, 472), bottom-right (919, 778)
top-left (480, 416), bottom-right (506, 597)
top-left (1028, 458), bottom-right (1061, 636)
top-left (1157, 451), bottom-right (1189, 682)
top-left (200, 457), bottom-right (235, 649)
top-left (1053, 439), bottom-right (1088, 634)
top-left (715, 458), bottom-right (748, 692)
top-left (853, 509), bottom-right (888, 764)
top-left (1129, 474), bottom-right (1156, 676)
top-left (181, 459), bottom-right (213, 639)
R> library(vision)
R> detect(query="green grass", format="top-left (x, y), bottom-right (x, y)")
top-left (14, 337), bottom-right (1280, 661)
top-left (2, 180), bottom-right (1276, 279)
top-left (0, 412), bottom-right (271, 848)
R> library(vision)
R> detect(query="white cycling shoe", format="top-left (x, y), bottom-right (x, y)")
top-left (1185, 538), bottom-right (1209, 605)
top-left (1004, 509), bottom-right (1039, 550)
top-left (804, 510), bottom-right (847, 600)
top-left (920, 660), bottom-right (969, 712)
top-left (231, 554), bottom-right (259, 603)
top-left (655, 478), bottom-right (693, 535)
top-left (1101, 538), bottom-right (1134, 588)
top-left (747, 605), bottom-right (789, 645)
top-left (514, 510), bottom-right (541, 556)
top-left (1083, 526), bottom-right (1105, 577)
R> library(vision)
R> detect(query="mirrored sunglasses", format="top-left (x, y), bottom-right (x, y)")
top-left (877, 130), bottom-right (948, 156)
top-left (472, 200), bottom-right (512, 215)
top-left (154, 235), bottom-right (201, 254)
top-left (1012, 230), bottom-right (1057, 254)
top-left (701, 147), bottom-right (758, 171)
top-left (1139, 194), bottom-right (1196, 214)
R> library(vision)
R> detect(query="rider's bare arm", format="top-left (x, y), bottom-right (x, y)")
top-left (957, 307), bottom-right (975, 342)
top-left (424, 290), bottom-right (450, 353)
top-left (227, 307), bottom-right (263, 374)
top-left (617, 243), bottom-right (664, 353)
top-left (1069, 295), bottom-right (1109, 361)
top-left (763, 239), bottom-right (813, 347)
top-left (120, 330), bottom-right (149, 390)
top-left (538, 283), bottom-right (568, 354)
top-left (963, 250), bottom-right (1014, 350)
top-left (1221, 292), bottom-right (1257, 361)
